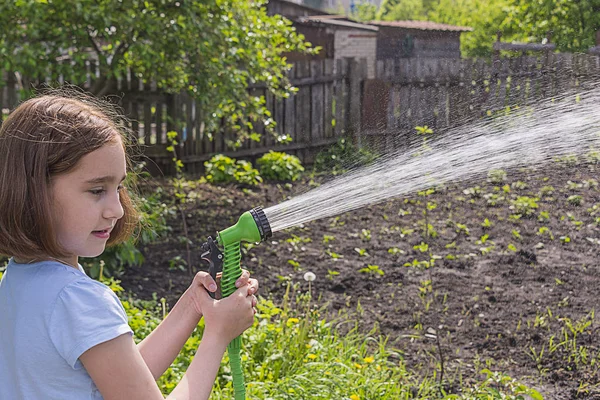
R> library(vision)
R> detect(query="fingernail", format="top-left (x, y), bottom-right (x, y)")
top-left (236, 279), bottom-right (242, 287)
top-left (209, 284), bottom-right (217, 291)
top-left (250, 287), bottom-right (256, 294)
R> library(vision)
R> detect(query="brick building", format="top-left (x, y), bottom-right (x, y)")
top-left (369, 20), bottom-right (472, 59)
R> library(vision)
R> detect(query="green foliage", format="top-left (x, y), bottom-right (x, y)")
top-left (256, 151), bottom-right (304, 182)
top-left (377, 0), bottom-right (430, 20)
top-left (0, 0), bottom-right (315, 144)
top-left (506, 0), bottom-right (600, 53)
top-left (114, 284), bottom-right (540, 398)
top-left (350, 1), bottom-right (378, 22)
top-left (314, 138), bottom-right (378, 175)
top-left (204, 154), bottom-right (262, 186)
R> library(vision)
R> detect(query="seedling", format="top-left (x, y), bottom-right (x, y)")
top-left (322, 235), bottom-right (335, 244)
top-left (326, 269), bottom-right (340, 280)
top-left (354, 248), bottom-right (369, 257)
top-left (388, 247), bottom-right (405, 255)
top-left (511, 181), bottom-right (528, 190)
top-left (360, 229), bottom-right (372, 242)
top-left (481, 218), bottom-right (493, 228)
top-left (567, 195), bottom-right (583, 206)
top-left (359, 264), bottom-right (384, 276)
top-left (455, 223), bottom-right (470, 236)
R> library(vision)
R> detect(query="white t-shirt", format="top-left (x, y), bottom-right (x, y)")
top-left (0, 258), bottom-right (133, 399)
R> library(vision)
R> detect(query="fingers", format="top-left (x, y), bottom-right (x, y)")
top-left (235, 269), bottom-right (251, 288)
top-left (235, 270), bottom-right (259, 296)
top-left (194, 271), bottom-right (217, 293)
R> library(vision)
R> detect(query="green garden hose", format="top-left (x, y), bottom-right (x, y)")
top-left (203, 207), bottom-right (272, 400)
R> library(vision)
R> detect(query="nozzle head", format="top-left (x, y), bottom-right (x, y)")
top-left (217, 206), bottom-right (272, 246)
top-left (249, 207), bottom-right (272, 241)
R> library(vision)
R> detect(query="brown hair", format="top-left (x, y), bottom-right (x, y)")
top-left (0, 92), bottom-right (139, 261)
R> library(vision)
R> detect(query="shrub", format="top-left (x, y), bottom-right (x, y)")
top-left (257, 151), bottom-right (304, 182)
top-left (204, 154), bottom-right (262, 186)
top-left (314, 138), bottom-right (378, 175)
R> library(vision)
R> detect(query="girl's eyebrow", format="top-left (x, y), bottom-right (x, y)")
top-left (85, 175), bottom-right (127, 184)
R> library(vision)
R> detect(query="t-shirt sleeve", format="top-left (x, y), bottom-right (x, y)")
top-left (49, 278), bottom-right (133, 369)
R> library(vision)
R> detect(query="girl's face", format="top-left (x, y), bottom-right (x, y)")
top-left (49, 139), bottom-right (126, 267)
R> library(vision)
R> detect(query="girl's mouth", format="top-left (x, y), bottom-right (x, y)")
top-left (92, 229), bottom-right (110, 239)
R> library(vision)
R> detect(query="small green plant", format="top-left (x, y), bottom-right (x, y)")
top-left (204, 154), bottom-right (262, 185)
top-left (565, 181), bottom-right (583, 191)
top-left (537, 226), bottom-right (555, 240)
top-left (326, 269), bottom-right (340, 280)
top-left (360, 229), bottom-right (372, 242)
top-left (510, 196), bottom-right (539, 217)
top-left (463, 186), bottom-right (483, 198)
top-left (322, 235), bottom-right (335, 244)
top-left (359, 264), bottom-right (385, 276)
top-left (484, 193), bottom-right (505, 207)
top-left (455, 223), bottom-right (470, 236)
top-left (388, 247), bottom-right (405, 255)
top-left (487, 169), bottom-right (507, 184)
top-left (256, 151), bottom-right (304, 181)
top-left (560, 236), bottom-right (571, 244)
top-left (354, 248), bottom-right (369, 257)
top-left (413, 242), bottom-right (429, 252)
top-left (567, 195), bottom-right (583, 206)
top-left (539, 185), bottom-right (555, 196)
top-left (511, 181), bottom-right (528, 190)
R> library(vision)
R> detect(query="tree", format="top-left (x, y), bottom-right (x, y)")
top-left (376, 0), bottom-right (440, 21)
top-left (0, 0), bottom-right (314, 145)
top-left (428, 0), bottom-right (515, 58)
top-left (350, 1), bottom-right (378, 22)
top-left (505, 0), bottom-right (600, 53)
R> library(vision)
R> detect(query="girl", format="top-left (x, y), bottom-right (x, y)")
top-left (0, 93), bottom-right (259, 400)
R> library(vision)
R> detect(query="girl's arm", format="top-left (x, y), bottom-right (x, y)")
top-left (137, 290), bottom-right (202, 380)
top-left (137, 270), bottom-right (258, 380)
top-left (80, 285), bottom-right (256, 400)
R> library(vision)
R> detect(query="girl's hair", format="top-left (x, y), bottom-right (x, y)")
top-left (0, 91), bottom-right (139, 261)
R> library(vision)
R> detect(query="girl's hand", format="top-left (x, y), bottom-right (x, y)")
top-left (187, 269), bottom-right (259, 318)
top-left (197, 283), bottom-right (257, 345)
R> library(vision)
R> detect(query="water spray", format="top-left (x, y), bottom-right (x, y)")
top-left (199, 207), bottom-right (272, 400)
top-left (198, 87), bottom-right (600, 398)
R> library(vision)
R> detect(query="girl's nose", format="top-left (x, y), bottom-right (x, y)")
top-left (104, 190), bottom-right (124, 220)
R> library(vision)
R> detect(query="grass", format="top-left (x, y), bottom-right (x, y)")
top-left (111, 277), bottom-right (542, 399)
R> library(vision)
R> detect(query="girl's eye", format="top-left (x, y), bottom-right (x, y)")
top-left (89, 189), bottom-right (105, 196)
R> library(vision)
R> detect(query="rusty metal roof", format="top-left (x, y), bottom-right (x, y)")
top-left (298, 16), bottom-right (379, 32)
top-left (369, 20), bottom-right (473, 32)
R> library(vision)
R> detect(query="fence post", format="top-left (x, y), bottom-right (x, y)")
top-left (346, 57), bottom-right (363, 147)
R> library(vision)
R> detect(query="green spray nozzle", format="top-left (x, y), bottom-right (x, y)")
top-left (217, 207), bottom-right (272, 247)
top-left (210, 207), bottom-right (271, 400)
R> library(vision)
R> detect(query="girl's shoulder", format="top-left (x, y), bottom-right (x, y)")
top-left (4, 258), bottom-right (118, 310)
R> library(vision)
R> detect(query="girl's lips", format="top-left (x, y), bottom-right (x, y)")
top-left (92, 230), bottom-right (110, 239)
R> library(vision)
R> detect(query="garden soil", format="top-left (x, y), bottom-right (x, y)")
top-left (120, 162), bottom-right (600, 399)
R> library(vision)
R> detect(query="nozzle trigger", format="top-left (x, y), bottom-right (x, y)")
top-left (200, 236), bottom-right (223, 299)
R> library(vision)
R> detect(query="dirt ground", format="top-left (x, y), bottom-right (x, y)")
top-left (120, 162), bottom-right (600, 399)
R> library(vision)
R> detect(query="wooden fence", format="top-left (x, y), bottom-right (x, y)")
top-left (365, 53), bottom-right (600, 151)
top-left (2, 52), bottom-right (600, 174)
top-left (1, 59), bottom-right (362, 175)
